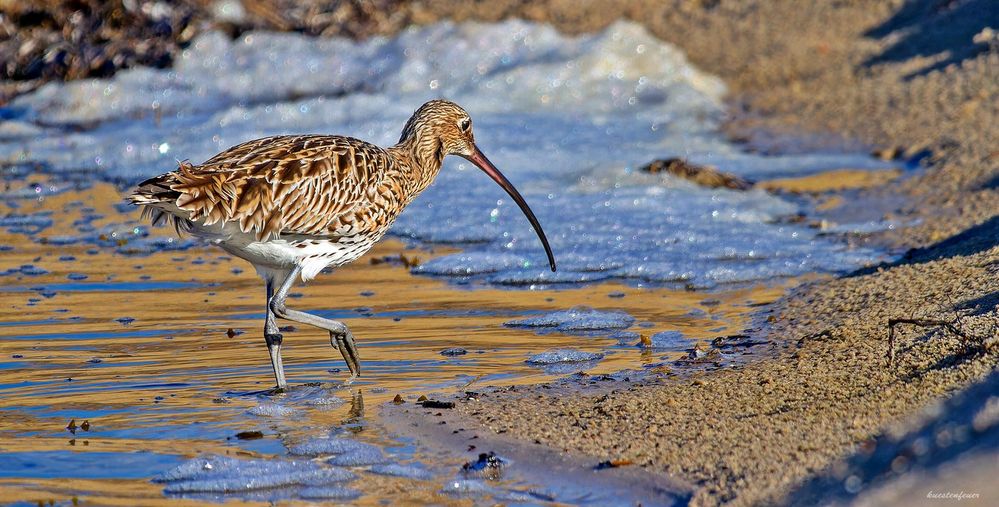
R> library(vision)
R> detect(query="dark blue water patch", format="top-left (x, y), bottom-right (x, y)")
top-left (41, 344), bottom-right (96, 352)
top-left (0, 264), bottom-right (50, 277)
top-left (2, 180), bottom-right (88, 201)
top-left (0, 212), bottom-right (53, 235)
top-left (0, 281), bottom-right (204, 293)
top-left (42, 235), bottom-right (81, 246)
top-left (71, 218), bottom-right (96, 229)
top-left (0, 361), bottom-right (29, 370)
top-left (112, 202), bottom-right (134, 213)
top-left (0, 380), bottom-right (46, 391)
top-left (85, 422), bottom-right (240, 443)
top-left (1, 409), bottom-right (237, 442)
top-left (0, 451), bottom-right (184, 479)
top-left (0, 105), bottom-right (27, 120)
top-left (1, 328), bottom-right (174, 341)
top-left (0, 317), bottom-right (82, 327)
top-left (230, 434), bottom-right (288, 456)
top-left (3, 376), bottom-right (205, 400)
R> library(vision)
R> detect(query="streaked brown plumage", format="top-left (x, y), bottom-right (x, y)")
top-left (129, 99), bottom-right (556, 389)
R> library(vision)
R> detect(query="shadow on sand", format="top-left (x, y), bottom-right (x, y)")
top-left (862, 0), bottom-right (998, 78)
top-left (847, 215), bottom-right (999, 278)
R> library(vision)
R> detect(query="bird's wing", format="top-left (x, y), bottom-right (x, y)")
top-left (135, 135), bottom-right (390, 241)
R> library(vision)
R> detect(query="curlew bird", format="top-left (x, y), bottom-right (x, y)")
top-left (129, 100), bottom-right (556, 389)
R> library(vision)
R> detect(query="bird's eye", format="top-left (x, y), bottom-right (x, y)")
top-left (459, 118), bottom-right (471, 132)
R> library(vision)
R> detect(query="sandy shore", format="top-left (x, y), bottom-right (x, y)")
top-left (384, 1), bottom-right (999, 505)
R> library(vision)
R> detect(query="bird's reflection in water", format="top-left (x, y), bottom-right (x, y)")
top-left (343, 390), bottom-right (365, 433)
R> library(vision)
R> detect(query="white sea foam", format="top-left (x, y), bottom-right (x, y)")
top-left (327, 444), bottom-right (388, 466)
top-left (505, 306), bottom-right (635, 332)
top-left (247, 402), bottom-right (298, 417)
top-left (368, 463), bottom-right (435, 480)
top-left (0, 20), bottom-right (891, 287)
top-left (154, 455), bottom-right (355, 494)
top-left (526, 348), bottom-right (604, 364)
top-left (287, 437), bottom-right (368, 456)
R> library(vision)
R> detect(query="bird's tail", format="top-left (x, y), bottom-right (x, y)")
top-left (129, 173), bottom-right (180, 206)
top-left (128, 173), bottom-right (193, 235)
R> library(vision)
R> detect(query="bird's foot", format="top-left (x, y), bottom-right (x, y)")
top-left (330, 332), bottom-right (360, 379)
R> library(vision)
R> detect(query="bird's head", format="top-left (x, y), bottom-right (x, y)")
top-left (399, 100), bottom-right (557, 272)
top-left (398, 99), bottom-right (476, 160)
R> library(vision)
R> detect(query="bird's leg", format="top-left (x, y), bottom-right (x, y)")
top-left (264, 278), bottom-right (288, 390)
top-left (269, 265), bottom-right (361, 380)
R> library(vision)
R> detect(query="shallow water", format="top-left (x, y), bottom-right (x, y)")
top-left (0, 19), bottom-right (896, 505)
top-left (0, 183), bottom-right (782, 504)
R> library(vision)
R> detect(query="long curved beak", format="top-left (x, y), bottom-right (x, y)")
top-left (464, 145), bottom-right (557, 272)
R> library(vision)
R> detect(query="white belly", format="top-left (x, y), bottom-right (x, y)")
top-left (186, 218), bottom-right (376, 282)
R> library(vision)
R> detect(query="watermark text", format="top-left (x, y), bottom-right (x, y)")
top-left (927, 491), bottom-right (981, 501)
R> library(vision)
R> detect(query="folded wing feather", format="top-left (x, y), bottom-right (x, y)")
top-left (133, 135), bottom-right (388, 241)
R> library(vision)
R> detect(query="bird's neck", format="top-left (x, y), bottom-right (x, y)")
top-left (388, 135), bottom-right (444, 198)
